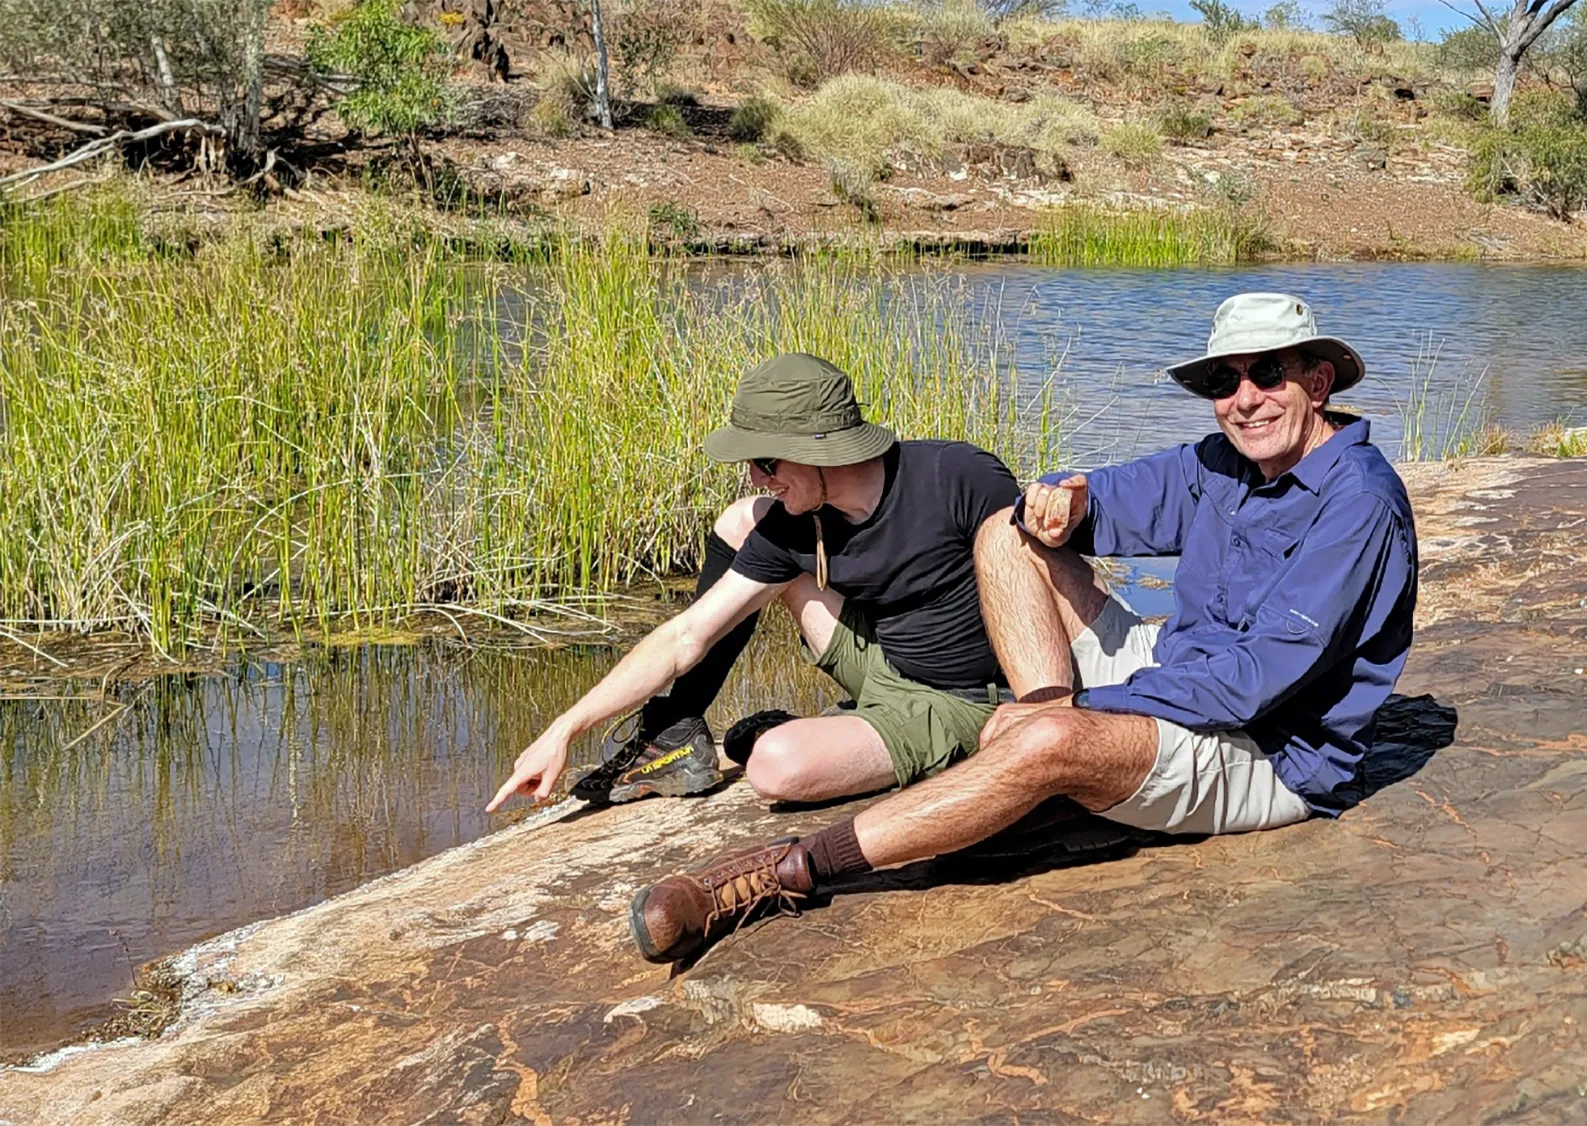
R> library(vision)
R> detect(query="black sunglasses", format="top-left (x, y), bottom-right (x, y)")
top-left (750, 457), bottom-right (780, 477)
top-left (1203, 353), bottom-right (1288, 399)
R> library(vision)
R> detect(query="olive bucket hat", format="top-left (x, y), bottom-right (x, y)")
top-left (1165, 292), bottom-right (1365, 400)
top-left (704, 353), bottom-right (897, 467)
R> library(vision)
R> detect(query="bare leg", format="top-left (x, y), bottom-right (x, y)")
top-left (974, 508), bottom-right (1110, 699)
top-left (740, 570), bottom-right (895, 801)
top-left (851, 705), bottom-right (1158, 867)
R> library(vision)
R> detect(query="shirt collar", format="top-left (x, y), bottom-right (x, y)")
top-left (1286, 416), bottom-right (1371, 494)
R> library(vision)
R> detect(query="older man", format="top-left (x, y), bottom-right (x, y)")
top-left (630, 292), bottom-right (1419, 965)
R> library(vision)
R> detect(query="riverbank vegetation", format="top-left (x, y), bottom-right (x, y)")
top-left (0, 187), bottom-right (1061, 655)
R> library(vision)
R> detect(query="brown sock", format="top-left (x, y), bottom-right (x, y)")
top-left (802, 820), bottom-right (872, 885)
top-left (1018, 686), bottom-right (1072, 704)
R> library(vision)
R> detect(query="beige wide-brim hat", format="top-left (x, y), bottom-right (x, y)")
top-left (705, 353), bottom-right (897, 466)
top-left (1165, 292), bottom-right (1365, 399)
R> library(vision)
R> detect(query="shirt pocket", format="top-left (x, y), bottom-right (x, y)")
top-left (1230, 525), bottom-right (1303, 626)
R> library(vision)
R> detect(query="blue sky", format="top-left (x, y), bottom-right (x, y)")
top-left (1144, 0), bottom-right (1478, 39)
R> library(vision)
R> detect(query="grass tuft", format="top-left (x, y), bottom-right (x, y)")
top-left (1030, 202), bottom-right (1271, 266)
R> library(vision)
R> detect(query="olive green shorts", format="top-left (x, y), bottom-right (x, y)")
top-left (805, 603), bottom-right (999, 788)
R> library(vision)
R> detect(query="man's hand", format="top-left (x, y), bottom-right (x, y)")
top-left (980, 695), bottom-right (1074, 746)
top-left (1022, 475), bottom-right (1088, 549)
top-left (486, 727), bottom-right (572, 812)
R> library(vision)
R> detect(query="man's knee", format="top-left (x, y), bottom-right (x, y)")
top-left (992, 709), bottom-right (1085, 791)
top-left (743, 729), bottom-right (815, 801)
top-left (713, 496), bottom-right (770, 551)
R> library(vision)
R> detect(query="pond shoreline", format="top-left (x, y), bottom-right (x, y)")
top-left (3, 456), bottom-right (1585, 1122)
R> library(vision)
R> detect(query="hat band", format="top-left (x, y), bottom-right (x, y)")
top-left (729, 404), bottom-right (862, 432)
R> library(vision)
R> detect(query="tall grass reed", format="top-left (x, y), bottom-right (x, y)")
top-left (1030, 203), bottom-right (1271, 267)
top-left (0, 191), bottom-right (1061, 654)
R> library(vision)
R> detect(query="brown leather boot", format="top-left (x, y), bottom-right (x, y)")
top-left (629, 837), bottom-right (815, 963)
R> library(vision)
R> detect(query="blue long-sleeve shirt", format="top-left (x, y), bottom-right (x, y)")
top-left (1020, 418), bottom-right (1417, 815)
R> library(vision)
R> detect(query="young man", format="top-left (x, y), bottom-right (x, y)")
top-left (629, 292), bottom-right (1420, 965)
top-left (487, 353), bottom-right (1018, 813)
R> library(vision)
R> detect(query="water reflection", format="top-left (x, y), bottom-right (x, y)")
top-left (0, 610), bottom-right (840, 1058)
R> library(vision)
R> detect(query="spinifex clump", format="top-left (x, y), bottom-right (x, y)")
top-left (0, 190), bottom-right (1059, 654)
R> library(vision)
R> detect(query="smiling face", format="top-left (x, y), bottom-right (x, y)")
top-left (748, 458), bottom-right (826, 514)
top-left (1212, 348), bottom-right (1336, 480)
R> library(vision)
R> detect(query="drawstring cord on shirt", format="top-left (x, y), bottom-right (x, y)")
top-left (813, 467), bottom-right (829, 591)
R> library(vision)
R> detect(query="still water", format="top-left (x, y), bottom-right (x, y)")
top-left (956, 260), bottom-right (1587, 464)
top-left (4, 259), bottom-right (1585, 1058)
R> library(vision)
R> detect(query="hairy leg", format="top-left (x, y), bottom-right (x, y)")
top-left (745, 716), bottom-right (895, 802)
top-left (851, 705), bottom-right (1157, 868)
top-left (974, 509), bottom-right (1111, 699)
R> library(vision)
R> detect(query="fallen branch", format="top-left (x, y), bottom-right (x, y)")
top-left (0, 117), bottom-right (224, 191)
top-left (0, 99), bottom-right (107, 135)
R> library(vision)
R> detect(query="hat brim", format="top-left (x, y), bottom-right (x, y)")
top-left (703, 421), bottom-right (897, 466)
top-left (1166, 336), bottom-right (1365, 399)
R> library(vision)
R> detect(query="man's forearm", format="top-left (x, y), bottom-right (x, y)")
top-left (552, 619), bottom-right (695, 745)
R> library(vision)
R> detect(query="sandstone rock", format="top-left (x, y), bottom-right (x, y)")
top-left (2, 458), bottom-right (1585, 1124)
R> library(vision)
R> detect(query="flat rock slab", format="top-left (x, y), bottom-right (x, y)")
top-left (4, 458), bottom-right (1587, 1125)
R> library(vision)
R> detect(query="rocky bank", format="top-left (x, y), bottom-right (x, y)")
top-left (1, 456), bottom-right (1585, 1125)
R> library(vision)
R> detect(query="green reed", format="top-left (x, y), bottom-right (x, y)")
top-left (1030, 203), bottom-right (1271, 267)
top-left (0, 191), bottom-right (1059, 652)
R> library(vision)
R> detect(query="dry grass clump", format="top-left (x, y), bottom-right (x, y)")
top-left (776, 73), bottom-right (1097, 179)
top-left (1100, 121), bottom-right (1164, 166)
top-left (996, 15), bottom-right (1478, 90)
top-left (1525, 421), bottom-right (1587, 457)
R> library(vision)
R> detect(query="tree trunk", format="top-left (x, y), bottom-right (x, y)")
top-left (590, 0), bottom-right (613, 131)
top-left (1492, 42), bottom-right (1522, 127)
top-left (222, 2), bottom-right (267, 162)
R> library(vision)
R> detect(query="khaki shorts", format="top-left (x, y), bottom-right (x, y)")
top-left (807, 603), bottom-right (998, 788)
top-left (1075, 596), bottom-right (1311, 835)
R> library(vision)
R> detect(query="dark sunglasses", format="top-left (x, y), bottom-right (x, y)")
top-left (1203, 354), bottom-right (1288, 400)
top-left (750, 457), bottom-right (780, 477)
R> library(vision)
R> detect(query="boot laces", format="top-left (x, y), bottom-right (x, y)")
top-left (701, 848), bottom-right (805, 933)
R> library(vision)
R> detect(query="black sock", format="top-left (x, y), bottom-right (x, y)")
top-left (642, 531), bottom-right (759, 734)
top-left (803, 820), bottom-right (873, 886)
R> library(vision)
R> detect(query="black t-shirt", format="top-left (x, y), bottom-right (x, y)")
top-left (731, 440), bottom-right (1018, 690)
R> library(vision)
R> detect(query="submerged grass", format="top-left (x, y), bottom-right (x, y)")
top-left (1030, 202), bottom-right (1272, 267)
top-left (0, 190), bottom-right (1060, 653)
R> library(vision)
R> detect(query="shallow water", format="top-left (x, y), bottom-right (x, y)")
top-left (957, 260), bottom-right (1587, 464)
top-left (5, 257), bottom-right (1585, 1059)
top-left (0, 617), bottom-right (843, 1058)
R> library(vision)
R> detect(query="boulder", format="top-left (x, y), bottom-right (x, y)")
top-left (2, 457), bottom-right (1585, 1124)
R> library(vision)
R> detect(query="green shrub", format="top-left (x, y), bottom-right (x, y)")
top-left (646, 102), bottom-right (692, 137)
top-left (1101, 121), bottom-right (1164, 165)
top-left (773, 129), bottom-right (807, 161)
top-left (728, 94), bottom-right (780, 141)
top-left (913, 0), bottom-right (995, 65)
top-left (656, 83), bottom-right (700, 106)
top-left (1155, 102), bottom-right (1213, 141)
top-left (1431, 89), bottom-right (1487, 121)
top-left (746, 0), bottom-right (904, 87)
top-left (1434, 24), bottom-right (1496, 73)
top-left (647, 200), bottom-right (700, 238)
top-left (307, 0), bottom-right (457, 140)
top-left (1190, 0), bottom-right (1257, 45)
top-left (828, 159), bottom-right (881, 222)
top-left (1321, 0), bottom-right (1401, 47)
top-left (612, 0), bottom-right (691, 96)
top-left (1467, 91), bottom-right (1587, 221)
top-left (1230, 93), bottom-right (1305, 127)
top-left (1263, 1), bottom-right (1308, 29)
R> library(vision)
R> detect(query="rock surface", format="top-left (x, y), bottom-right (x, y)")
top-left (3, 457), bottom-right (1586, 1125)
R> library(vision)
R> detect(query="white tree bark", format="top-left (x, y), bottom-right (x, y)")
top-left (590, 0), bottom-right (614, 131)
top-left (1483, 0), bottom-right (1582, 126)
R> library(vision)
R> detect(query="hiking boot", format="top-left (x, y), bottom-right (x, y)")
top-left (570, 714), bottom-right (722, 804)
top-left (629, 837), bottom-right (814, 963)
top-left (721, 709), bottom-right (799, 767)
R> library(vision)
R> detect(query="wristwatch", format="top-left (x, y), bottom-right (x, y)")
top-left (1070, 689), bottom-right (1091, 709)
